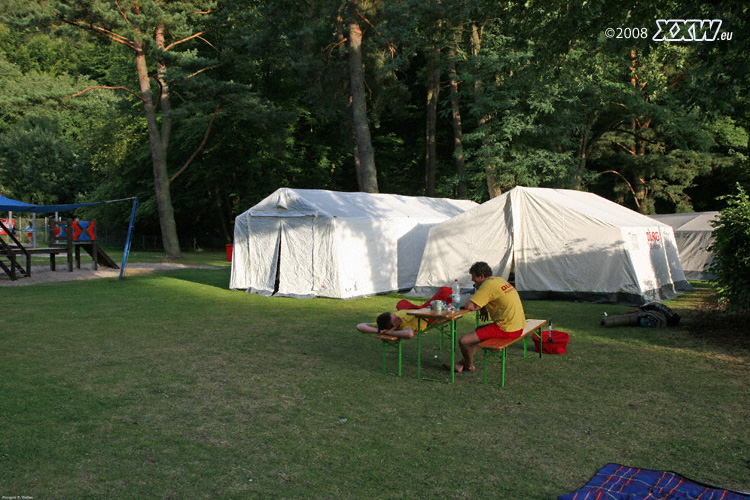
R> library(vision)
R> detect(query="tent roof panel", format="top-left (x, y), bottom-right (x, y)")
top-left (518, 187), bottom-right (670, 228)
top-left (446, 187), bottom-right (672, 229)
top-left (247, 188), bottom-right (477, 219)
top-left (651, 212), bottom-right (719, 232)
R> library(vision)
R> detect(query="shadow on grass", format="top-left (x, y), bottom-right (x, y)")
top-left (139, 270), bottom-right (750, 360)
top-left (570, 282), bottom-right (749, 357)
top-left (160, 267), bottom-right (232, 290)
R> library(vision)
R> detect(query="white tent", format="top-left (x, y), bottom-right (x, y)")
top-left (230, 188), bottom-right (478, 298)
top-left (650, 212), bottom-right (718, 280)
top-left (412, 186), bottom-right (691, 305)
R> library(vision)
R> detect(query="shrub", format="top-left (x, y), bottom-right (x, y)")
top-left (709, 184), bottom-right (750, 311)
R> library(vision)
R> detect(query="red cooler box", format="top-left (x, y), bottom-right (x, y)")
top-left (532, 330), bottom-right (570, 354)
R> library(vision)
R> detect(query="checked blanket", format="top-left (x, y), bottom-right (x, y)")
top-left (559, 463), bottom-right (750, 500)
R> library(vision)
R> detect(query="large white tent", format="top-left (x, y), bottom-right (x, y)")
top-left (412, 186), bottom-right (691, 305)
top-left (230, 188), bottom-right (478, 298)
top-left (650, 212), bottom-right (718, 280)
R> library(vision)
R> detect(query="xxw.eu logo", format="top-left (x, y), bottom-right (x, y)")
top-left (652, 19), bottom-right (727, 41)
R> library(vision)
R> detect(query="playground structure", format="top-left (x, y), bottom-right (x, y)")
top-left (0, 218), bottom-right (118, 281)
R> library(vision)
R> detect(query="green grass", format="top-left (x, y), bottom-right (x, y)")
top-left (1, 267), bottom-right (748, 499)
top-left (119, 248), bottom-right (232, 267)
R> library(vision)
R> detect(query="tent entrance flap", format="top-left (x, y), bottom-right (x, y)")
top-left (276, 218), bottom-right (316, 298)
top-left (247, 217), bottom-right (282, 295)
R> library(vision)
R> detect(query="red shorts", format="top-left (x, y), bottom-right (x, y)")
top-left (476, 323), bottom-right (523, 341)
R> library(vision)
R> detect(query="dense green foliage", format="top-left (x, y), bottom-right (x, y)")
top-left (0, 0), bottom-right (748, 248)
top-left (709, 185), bottom-right (750, 311)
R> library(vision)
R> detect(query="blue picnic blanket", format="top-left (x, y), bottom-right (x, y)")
top-left (559, 463), bottom-right (750, 500)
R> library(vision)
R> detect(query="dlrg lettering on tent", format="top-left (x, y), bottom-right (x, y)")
top-left (646, 231), bottom-right (662, 250)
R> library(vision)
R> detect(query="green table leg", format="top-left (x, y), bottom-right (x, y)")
top-left (417, 317), bottom-right (423, 380)
top-left (501, 347), bottom-right (506, 387)
top-left (381, 342), bottom-right (387, 374)
top-left (380, 339), bottom-right (402, 376)
top-left (397, 341), bottom-right (402, 376)
top-left (450, 319), bottom-right (456, 383)
top-left (417, 317), bottom-right (459, 383)
top-left (539, 326), bottom-right (544, 358)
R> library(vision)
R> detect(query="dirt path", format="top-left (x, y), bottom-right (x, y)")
top-left (0, 263), bottom-right (219, 287)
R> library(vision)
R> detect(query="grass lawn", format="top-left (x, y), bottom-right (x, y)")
top-left (1, 254), bottom-right (748, 499)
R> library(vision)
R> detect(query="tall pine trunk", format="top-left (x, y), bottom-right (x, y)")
top-left (449, 57), bottom-right (466, 198)
top-left (630, 49), bottom-right (652, 214)
top-left (347, 0), bottom-right (378, 193)
top-left (134, 39), bottom-right (182, 259)
top-left (425, 48), bottom-right (440, 197)
top-left (471, 23), bottom-right (500, 198)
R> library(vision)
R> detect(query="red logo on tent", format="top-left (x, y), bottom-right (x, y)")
top-left (646, 230), bottom-right (662, 250)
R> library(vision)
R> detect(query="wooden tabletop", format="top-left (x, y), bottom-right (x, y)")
top-left (406, 307), bottom-right (470, 320)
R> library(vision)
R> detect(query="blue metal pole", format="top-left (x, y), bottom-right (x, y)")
top-left (119, 197), bottom-right (138, 280)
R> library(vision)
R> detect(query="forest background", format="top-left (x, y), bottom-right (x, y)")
top-left (0, 0), bottom-right (747, 259)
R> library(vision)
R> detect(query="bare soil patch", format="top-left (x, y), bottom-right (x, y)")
top-left (0, 262), bottom-right (218, 287)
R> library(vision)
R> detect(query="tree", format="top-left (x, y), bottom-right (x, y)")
top-left (346, 0), bottom-right (378, 193)
top-left (709, 184), bottom-right (750, 311)
top-left (583, 40), bottom-right (747, 213)
top-left (462, 13), bottom-right (577, 196)
top-left (52, 0), bottom-right (222, 259)
top-left (448, 33), bottom-right (467, 198)
top-left (2, 0), bottom-right (746, 246)
top-left (549, 0), bottom-right (750, 213)
top-left (0, 56), bottom-right (117, 204)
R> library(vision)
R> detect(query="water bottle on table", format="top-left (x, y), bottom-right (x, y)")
top-left (451, 279), bottom-right (461, 310)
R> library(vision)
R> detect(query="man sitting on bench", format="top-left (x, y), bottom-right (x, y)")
top-left (446, 261), bottom-right (526, 373)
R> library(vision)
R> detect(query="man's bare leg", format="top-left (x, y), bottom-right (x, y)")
top-left (459, 332), bottom-right (481, 371)
top-left (444, 332), bottom-right (480, 372)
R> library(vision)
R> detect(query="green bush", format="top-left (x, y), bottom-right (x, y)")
top-left (709, 184), bottom-right (750, 311)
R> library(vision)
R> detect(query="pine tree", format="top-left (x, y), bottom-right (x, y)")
top-left (53, 0), bottom-right (220, 259)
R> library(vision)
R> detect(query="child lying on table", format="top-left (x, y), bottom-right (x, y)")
top-left (356, 287), bottom-right (453, 339)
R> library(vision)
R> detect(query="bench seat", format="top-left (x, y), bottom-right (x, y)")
top-left (479, 318), bottom-right (548, 387)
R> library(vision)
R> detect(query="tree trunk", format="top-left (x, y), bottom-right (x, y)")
top-left (449, 57), bottom-right (466, 198)
top-left (347, 0), bottom-right (378, 193)
top-left (134, 40), bottom-right (182, 259)
top-left (155, 24), bottom-right (172, 153)
top-left (471, 23), bottom-right (501, 198)
top-left (425, 49), bottom-right (440, 197)
top-left (632, 122), bottom-right (650, 214)
top-left (630, 48), bottom-right (651, 215)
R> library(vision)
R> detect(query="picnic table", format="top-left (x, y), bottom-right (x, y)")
top-left (407, 307), bottom-right (470, 383)
top-left (373, 306), bottom-right (550, 387)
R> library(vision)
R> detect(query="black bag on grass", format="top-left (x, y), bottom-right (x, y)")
top-left (640, 302), bottom-right (680, 327)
